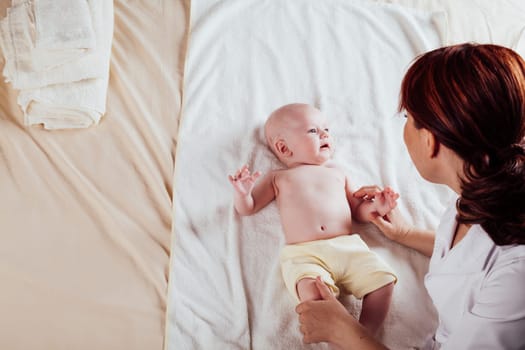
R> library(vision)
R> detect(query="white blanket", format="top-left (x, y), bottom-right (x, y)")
top-left (0, 0), bottom-right (113, 129)
top-left (167, 0), bottom-right (454, 349)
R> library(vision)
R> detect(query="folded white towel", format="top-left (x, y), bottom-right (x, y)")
top-left (33, 0), bottom-right (96, 71)
top-left (17, 77), bottom-right (109, 129)
top-left (0, 0), bottom-right (113, 129)
top-left (33, 0), bottom-right (95, 50)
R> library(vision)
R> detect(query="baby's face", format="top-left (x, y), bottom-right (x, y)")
top-left (280, 106), bottom-right (334, 166)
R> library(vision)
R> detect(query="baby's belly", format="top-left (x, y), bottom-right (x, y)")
top-left (281, 211), bottom-right (353, 244)
top-left (277, 187), bottom-right (353, 244)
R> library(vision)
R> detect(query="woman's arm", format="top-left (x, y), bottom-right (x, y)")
top-left (371, 207), bottom-right (435, 257)
top-left (296, 277), bottom-right (389, 350)
top-left (353, 186), bottom-right (435, 257)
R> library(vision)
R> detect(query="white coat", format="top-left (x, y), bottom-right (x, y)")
top-left (424, 200), bottom-right (525, 349)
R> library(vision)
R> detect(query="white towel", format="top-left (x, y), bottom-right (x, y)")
top-left (515, 26), bottom-right (525, 59)
top-left (33, 0), bottom-right (95, 50)
top-left (0, 0), bottom-right (113, 129)
top-left (33, 0), bottom-right (96, 71)
top-left (166, 0), bottom-right (451, 349)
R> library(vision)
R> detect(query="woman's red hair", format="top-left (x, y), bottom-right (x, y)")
top-left (399, 43), bottom-right (525, 245)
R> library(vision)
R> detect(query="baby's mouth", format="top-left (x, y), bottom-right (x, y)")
top-left (320, 143), bottom-right (330, 150)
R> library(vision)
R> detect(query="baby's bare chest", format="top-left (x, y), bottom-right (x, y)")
top-left (274, 166), bottom-right (345, 197)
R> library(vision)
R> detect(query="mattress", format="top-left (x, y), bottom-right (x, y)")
top-left (1, 0), bottom-right (524, 349)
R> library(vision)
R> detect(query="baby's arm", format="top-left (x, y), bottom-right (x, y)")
top-left (345, 177), bottom-right (399, 223)
top-left (228, 164), bottom-right (276, 216)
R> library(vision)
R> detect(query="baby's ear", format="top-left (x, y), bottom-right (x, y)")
top-left (275, 139), bottom-right (292, 157)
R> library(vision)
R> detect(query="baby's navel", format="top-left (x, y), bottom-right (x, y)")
top-left (320, 225), bottom-right (325, 231)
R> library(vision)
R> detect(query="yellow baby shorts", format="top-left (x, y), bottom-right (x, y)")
top-left (280, 234), bottom-right (397, 302)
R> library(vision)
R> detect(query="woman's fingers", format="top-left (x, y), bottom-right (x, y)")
top-left (315, 277), bottom-right (335, 300)
top-left (353, 185), bottom-right (383, 199)
top-left (371, 213), bottom-right (392, 232)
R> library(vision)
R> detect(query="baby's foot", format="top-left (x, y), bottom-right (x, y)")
top-left (374, 187), bottom-right (399, 216)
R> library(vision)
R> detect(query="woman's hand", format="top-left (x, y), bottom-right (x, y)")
top-left (353, 185), bottom-right (385, 202)
top-left (295, 277), bottom-right (355, 346)
top-left (353, 186), bottom-right (413, 243)
top-left (371, 206), bottom-right (413, 243)
top-left (354, 185), bottom-right (435, 256)
top-left (296, 277), bottom-right (387, 350)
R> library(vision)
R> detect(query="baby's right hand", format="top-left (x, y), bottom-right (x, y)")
top-left (228, 164), bottom-right (261, 195)
top-left (354, 185), bottom-right (409, 241)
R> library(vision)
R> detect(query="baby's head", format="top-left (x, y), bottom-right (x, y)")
top-left (264, 103), bottom-right (333, 167)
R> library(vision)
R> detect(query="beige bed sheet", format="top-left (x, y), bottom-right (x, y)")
top-left (0, 0), bottom-right (189, 349)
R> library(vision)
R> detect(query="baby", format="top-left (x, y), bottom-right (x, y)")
top-left (228, 103), bottom-right (398, 333)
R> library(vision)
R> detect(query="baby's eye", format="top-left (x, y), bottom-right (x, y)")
top-left (403, 113), bottom-right (408, 119)
top-left (324, 128), bottom-right (329, 132)
top-left (308, 128), bottom-right (317, 133)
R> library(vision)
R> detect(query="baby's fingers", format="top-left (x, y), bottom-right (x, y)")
top-left (230, 165), bottom-right (249, 180)
top-left (241, 167), bottom-right (254, 179)
top-left (228, 174), bottom-right (240, 185)
top-left (235, 165), bottom-right (248, 178)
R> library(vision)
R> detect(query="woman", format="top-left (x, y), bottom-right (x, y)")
top-left (295, 43), bottom-right (525, 349)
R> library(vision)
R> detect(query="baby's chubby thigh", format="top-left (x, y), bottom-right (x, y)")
top-left (280, 243), bottom-right (340, 303)
top-left (296, 276), bottom-right (337, 302)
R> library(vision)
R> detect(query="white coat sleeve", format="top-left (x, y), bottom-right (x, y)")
top-left (441, 257), bottom-right (525, 350)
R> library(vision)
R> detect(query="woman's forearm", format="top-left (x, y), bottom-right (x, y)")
top-left (394, 227), bottom-right (435, 257)
top-left (369, 207), bottom-right (435, 257)
top-left (331, 314), bottom-right (389, 350)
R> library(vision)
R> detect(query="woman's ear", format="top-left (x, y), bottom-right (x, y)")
top-left (275, 139), bottom-right (292, 158)
top-left (423, 128), bottom-right (440, 158)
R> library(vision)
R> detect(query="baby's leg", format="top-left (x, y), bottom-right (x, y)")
top-left (296, 277), bottom-right (327, 301)
top-left (296, 278), bottom-right (341, 350)
top-left (374, 187), bottom-right (399, 217)
top-left (359, 282), bottom-right (394, 334)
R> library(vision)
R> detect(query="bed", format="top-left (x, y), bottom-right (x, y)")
top-left (0, 1), bottom-right (523, 350)
top-left (166, 0), bottom-right (525, 350)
